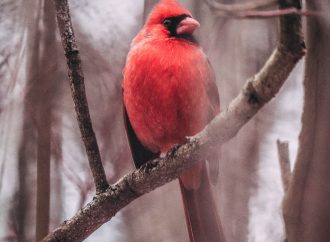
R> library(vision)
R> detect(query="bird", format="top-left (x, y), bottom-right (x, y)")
top-left (122, 0), bottom-right (225, 241)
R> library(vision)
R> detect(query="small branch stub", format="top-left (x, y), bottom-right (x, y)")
top-left (277, 139), bottom-right (291, 191)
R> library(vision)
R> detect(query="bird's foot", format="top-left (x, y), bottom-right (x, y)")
top-left (166, 144), bottom-right (181, 158)
top-left (142, 159), bottom-right (159, 173)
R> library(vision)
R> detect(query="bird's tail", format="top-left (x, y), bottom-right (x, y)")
top-left (179, 162), bottom-right (226, 242)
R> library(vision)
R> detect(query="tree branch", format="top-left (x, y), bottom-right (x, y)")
top-left (43, 0), bottom-right (305, 241)
top-left (53, 0), bottom-right (108, 193)
top-left (205, 0), bottom-right (277, 13)
top-left (225, 8), bottom-right (317, 19)
top-left (204, 0), bottom-right (317, 19)
top-left (277, 140), bottom-right (291, 191)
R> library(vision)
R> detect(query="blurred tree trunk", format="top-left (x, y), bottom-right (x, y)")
top-left (283, 1), bottom-right (330, 242)
top-left (16, 1), bottom-right (42, 241)
top-left (13, 0), bottom-right (62, 240)
top-left (50, 125), bottom-right (63, 229)
top-left (35, 0), bottom-right (59, 240)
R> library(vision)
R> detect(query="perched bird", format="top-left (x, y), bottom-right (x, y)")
top-left (122, 0), bottom-right (225, 241)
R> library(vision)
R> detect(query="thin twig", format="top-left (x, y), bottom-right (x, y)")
top-left (204, 0), bottom-right (318, 19)
top-left (53, 0), bottom-right (108, 193)
top-left (205, 0), bottom-right (277, 12)
top-left (229, 8), bottom-right (318, 19)
top-left (42, 0), bottom-right (305, 240)
top-left (277, 139), bottom-right (291, 191)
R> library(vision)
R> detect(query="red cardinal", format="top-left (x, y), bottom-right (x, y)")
top-left (122, 0), bottom-right (225, 241)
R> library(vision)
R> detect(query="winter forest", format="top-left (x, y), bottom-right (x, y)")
top-left (0, 0), bottom-right (329, 241)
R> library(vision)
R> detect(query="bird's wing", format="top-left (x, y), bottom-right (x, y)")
top-left (206, 59), bottom-right (220, 118)
top-left (205, 60), bottom-right (221, 185)
top-left (123, 105), bottom-right (159, 168)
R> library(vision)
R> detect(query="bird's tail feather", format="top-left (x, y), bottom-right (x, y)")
top-left (179, 163), bottom-right (226, 242)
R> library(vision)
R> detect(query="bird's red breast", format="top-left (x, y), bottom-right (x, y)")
top-left (123, 38), bottom-right (214, 153)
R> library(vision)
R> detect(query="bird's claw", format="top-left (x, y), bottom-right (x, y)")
top-left (142, 159), bottom-right (158, 173)
top-left (166, 144), bottom-right (181, 158)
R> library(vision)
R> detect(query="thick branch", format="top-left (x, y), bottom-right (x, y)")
top-left (277, 140), bottom-right (291, 191)
top-left (43, 0), bottom-right (305, 241)
top-left (53, 0), bottom-right (108, 193)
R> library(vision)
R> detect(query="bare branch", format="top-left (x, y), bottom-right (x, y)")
top-left (53, 0), bottom-right (108, 193)
top-left (226, 8), bottom-right (317, 19)
top-left (204, 0), bottom-right (277, 12)
top-left (43, 0), bottom-right (305, 241)
top-left (204, 0), bottom-right (317, 19)
top-left (277, 140), bottom-right (291, 191)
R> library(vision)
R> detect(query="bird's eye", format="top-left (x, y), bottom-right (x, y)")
top-left (163, 19), bottom-right (172, 27)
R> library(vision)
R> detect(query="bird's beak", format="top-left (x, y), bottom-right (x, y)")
top-left (176, 17), bottom-right (200, 35)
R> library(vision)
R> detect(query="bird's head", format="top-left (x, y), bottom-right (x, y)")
top-left (144, 0), bottom-right (200, 40)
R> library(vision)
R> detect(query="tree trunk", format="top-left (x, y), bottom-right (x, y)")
top-left (13, 0), bottom-right (61, 240)
top-left (283, 1), bottom-right (330, 241)
top-left (16, 1), bottom-right (42, 241)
